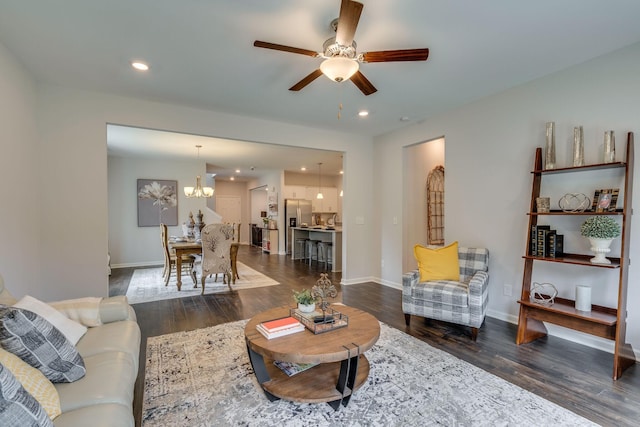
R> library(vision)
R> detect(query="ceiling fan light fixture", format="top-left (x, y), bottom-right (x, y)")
top-left (320, 57), bottom-right (359, 82)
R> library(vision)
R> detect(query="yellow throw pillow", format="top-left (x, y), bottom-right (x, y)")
top-left (0, 347), bottom-right (61, 420)
top-left (414, 241), bottom-right (460, 282)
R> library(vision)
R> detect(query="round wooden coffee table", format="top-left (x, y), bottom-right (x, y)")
top-left (244, 304), bottom-right (380, 410)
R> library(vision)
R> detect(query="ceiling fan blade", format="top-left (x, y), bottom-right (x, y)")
top-left (253, 40), bottom-right (319, 58)
top-left (361, 48), bottom-right (430, 63)
top-left (335, 0), bottom-right (364, 46)
top-left (350, 70), bottom-right (377, 96)
top-left (289, 69), bottom-right (324, 91)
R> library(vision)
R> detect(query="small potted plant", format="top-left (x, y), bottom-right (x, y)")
top-left (293, 289), bottom-right (317, 313)
top-left (580, 216), bottom-right (621, 264)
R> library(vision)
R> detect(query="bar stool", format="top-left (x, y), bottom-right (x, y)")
top-left (294, 237), bottom-right (309, 261)
top-left (306, 240), bottom-right (321, 265)
top-left (317, 241), bottom-right (333, 270)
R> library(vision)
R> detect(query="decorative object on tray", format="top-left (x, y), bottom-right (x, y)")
top-left (572, 126), bottom-right (585, 166)
top-left (580, 216), bottom-right (621, 264)
top-left (535, 197), bottom-right (550, 213)
top-left (256, 316), bottom-right (305, 339)
top-left (544, 122), bottom-right (556, 170)
top-left (290, 307), bottom-right (349, 334)
top-left (558, 193), bottom-right (590, 212)
top-left (603, 130), bottom-right (615, 163)
top-left (293, 289), bottom-right (317, 313)
top-left (312, 273), bottom-right (337, 313)
top-left (529, 282), bottom-right (558, 306)
top-left (590, 188), bottom-right (619, 212)
top-left (575, 285), bottom-right (592, 312)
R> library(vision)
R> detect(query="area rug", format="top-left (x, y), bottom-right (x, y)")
top-left (126, 263), bottom-right (279, 304)
top-left (142, 321), bottom-right (597, 426)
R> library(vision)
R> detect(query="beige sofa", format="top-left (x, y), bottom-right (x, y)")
top-left (0, 275), bottom-right (141, 427)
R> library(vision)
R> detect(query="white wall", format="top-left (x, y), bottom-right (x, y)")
top-left (32, 84), bottom-right (373, 299)
top-left (108, 155), bottom-right (210, 267)
top-left (0, 42), bottom-right (40, 297)
top-left (374, 42), bottom-right (640, 355)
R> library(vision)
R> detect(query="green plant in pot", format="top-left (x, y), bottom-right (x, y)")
top-left (580, 216), bottom-right (621, 264)
top-left (293, 289), bottom-right (317, 313)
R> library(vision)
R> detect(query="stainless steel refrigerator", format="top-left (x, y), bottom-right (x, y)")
top-left (285, 199), bottom-right (312, 254)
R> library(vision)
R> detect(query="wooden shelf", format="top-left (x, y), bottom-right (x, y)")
top-left (262, 355), bottom-right (369, 403)
top-left (532, 161), bottom-right (625, 175)
top-left (528, 210), bottom-right (623, 216)
top-left (517, 133), bottom-right (635, 380)
top-left (522, 253), bottom-right (620, 268)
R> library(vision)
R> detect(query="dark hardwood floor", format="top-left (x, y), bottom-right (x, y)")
top-left (110, 245), bottom-right (639, 426)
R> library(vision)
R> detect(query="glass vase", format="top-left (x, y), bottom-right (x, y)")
top-left (604, 130), bottom-right (615, 163)
top-left (573, 126), bottom-right (584, 167)
top-left (544, 122), bottom-right (556, 170)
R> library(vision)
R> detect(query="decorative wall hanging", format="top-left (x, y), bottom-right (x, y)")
top-left (426, 165), bottom-right (444, 245)
top-left (137, 179), bottom-right (178, 227)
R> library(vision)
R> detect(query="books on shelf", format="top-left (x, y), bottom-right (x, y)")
top-left (256, 316), bottom-right (305, 339)
top-left (530, 225), bottom-right (563, 258)
top-left (273, 360), bottom-right (318, 377)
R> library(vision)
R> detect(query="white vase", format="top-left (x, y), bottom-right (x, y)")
top-left (588, 237), bottom-right (613, 264)
top-left (298, 302), bottom-right (315, 313)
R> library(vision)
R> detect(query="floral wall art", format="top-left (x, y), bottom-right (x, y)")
top-left (137, 179), bottom-right (178, 226)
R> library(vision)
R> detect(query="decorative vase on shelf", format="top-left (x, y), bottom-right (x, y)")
top-left (573, 126), bottom-right (584, 167)
top-left (298, 303), bottom-right (316, 313)
top-left (544, 122), bottom-right (556, 170)
top-left (588, 237), bottom-right (613, 264)
top-left (604, 130), bottom-right (615, 163)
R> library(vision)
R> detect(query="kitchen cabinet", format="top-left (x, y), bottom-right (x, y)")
top-left (283, 185), bottom-right (307, 200)
top-left (305, 186), bottom-right (338, 213)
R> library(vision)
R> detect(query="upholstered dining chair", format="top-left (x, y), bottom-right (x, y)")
top-left (160, 223), bottom-right (197, 287)
top-left (403, 243), bottom-right (489, 341)
top-left (200, 223), bottom-right (235, 294)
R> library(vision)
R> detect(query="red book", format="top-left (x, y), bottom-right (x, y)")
top-left (260, 316), bottom-right (302, 333)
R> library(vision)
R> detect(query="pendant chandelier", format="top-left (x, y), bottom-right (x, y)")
top-left (184, 145), bottom-right (214, 198)
top-left (316, 162), bottom-right (324, 200)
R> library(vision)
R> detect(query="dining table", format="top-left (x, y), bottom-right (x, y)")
top-left (169, 240), bottom-right (240, 291)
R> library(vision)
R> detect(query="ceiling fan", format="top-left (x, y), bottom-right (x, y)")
top-left (254, 0), bottom-right (429, 96)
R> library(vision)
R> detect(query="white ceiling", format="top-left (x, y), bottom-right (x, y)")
top-left (2, 0), bottom-right (640, 179)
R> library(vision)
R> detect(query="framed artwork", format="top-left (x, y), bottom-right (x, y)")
top-left (137, 179), bottom-right (178, 227)
top-left (590, 188), bottom-right (619, 213)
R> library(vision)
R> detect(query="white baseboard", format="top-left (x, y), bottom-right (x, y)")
top-left (363, 279), bottom-right (640, 360)
top-left (112, 261), bottom-right (162, 269)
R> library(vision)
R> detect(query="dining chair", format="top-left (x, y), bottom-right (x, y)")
top-left (160, 223), bottom-right (197, 287)
top-left (200, 223), bottom-right (235, 294)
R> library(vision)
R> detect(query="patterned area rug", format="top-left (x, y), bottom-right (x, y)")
top-left (126, 263), bottom-right (279, 304)
top-left (142, 321), bottom-right (597, 426)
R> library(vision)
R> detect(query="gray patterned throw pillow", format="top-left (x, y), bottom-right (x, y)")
top-left (0, 305), bottom-right (86, 383)
top-left (0, 363), bottom-right (54, 426)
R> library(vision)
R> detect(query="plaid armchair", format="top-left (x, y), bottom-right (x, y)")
top-left (402, 247), bottom-right (489, 341)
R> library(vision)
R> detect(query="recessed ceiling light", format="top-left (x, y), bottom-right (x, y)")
top-left (230, 176), bottom-right (235, 181)
top-left (235, 169), bottom-right (241, 173)
top-left (340, 170), bottom-right (344, 175)
top-left (131, 61), bottom-right (149, 71)
top-left (301, 167), bottom-right (306, 171)
top-left (400, 116), bottom-right (410, 122)
top-left (358, 110), bottom-right (369, 117)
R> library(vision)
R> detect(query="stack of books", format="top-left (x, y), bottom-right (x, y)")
top-left (530, 225), bottom-right (564, 258)
top-left (256, 316), bottom-right (305, 339)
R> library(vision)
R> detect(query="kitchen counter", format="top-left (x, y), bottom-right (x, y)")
top-left (290, 227), bottom-right (342, 272)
